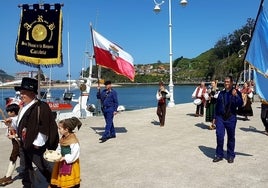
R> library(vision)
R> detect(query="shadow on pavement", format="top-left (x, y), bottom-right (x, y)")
top-left (195, 122), bottom-right (209, 130)
top-left (240, 126), bottom-right (266, 135)
top-left (90, 126), bottom-right (128, 136)
top-left (151, 120), bottom-right (160, 126)
top-left (199, 145), bottom-right (253, 160)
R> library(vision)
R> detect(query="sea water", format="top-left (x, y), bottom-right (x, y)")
top-left (0, 85), bottom-right (196, 114)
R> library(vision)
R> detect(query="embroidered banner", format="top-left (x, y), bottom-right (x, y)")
top-left (15, 4), bottom-right (63, 67)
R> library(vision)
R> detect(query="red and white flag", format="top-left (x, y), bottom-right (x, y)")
top-left (92, 29), bottom-right (135, 81)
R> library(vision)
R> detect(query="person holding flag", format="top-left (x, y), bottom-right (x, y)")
top-left (212, 76), bottom-right (243, 164)
top-left (97, 80), bottom-right (119, 143)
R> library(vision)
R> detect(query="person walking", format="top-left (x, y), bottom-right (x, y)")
top-left (192, 81), bottom-right (207, 117)
top-left (204, 80), bottom-right (219, 130)
top-left (50, 117), bottom-right (82, 188)
top-left (236, 81), bottom-right (254, 120)
top-left (260, 98), bottom-right (268, 136)
top-left (97, 80), bottom-right (118, 143)
top-left (156, 81), bottom-right (170, 127)
top-left (213, 76), bottom-right (243, 163)
top-left (15, 77), bottom-right (59, 187)
top-left (0, 104), bottom-right (20, 186)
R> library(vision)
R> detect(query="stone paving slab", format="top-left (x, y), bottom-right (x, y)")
top-left (0, 102), bottom-right (268, 188)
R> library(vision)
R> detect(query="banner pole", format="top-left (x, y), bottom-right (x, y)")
top-left (37, 66), bottom-right (41, 99)
top-left (236, 0), bottom-right (264, 86)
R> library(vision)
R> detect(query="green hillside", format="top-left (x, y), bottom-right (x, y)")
top-left (81, 18), bottom-right (254, 84)
top-left (1, 18), bottom-right (254, 84)
top-left (0, 69), bottom-right (14, 82)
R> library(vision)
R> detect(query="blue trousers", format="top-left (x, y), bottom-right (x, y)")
top-left (103, 109), bottom-right (116, 138)
top-left (215, 115), bottom-right (237, 159)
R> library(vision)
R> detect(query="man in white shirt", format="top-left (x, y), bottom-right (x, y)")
top-left (15, 77), bottom-right (59, 187)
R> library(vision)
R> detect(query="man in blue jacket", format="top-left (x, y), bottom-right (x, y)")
top-left (97, 80), bottom-right (118, 143)
top-left (213, 76), bottom-right (243, 163)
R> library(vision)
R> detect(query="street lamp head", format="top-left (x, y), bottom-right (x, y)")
top-left (153, 0), bottom-right (164, 13)
top-left (180, 0), bottom-right (188, 6)
top-left (154, 4), bottom-right (161, 13)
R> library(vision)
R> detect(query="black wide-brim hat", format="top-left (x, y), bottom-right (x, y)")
top-left (104, 80), bottom-right (112, 85)
top-left (14, 77), bottom-right (38, 94)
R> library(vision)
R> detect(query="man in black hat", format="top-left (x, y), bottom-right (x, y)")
top-left (15, 77), bottom-right (59, 187)
top-left (97, 80), bottom-right (118, 143)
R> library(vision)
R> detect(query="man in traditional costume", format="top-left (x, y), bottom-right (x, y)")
top-left (15, 77), bottom-right (59, 187)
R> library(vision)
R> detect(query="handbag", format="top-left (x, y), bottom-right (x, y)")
top-left (59, 161), bottom-right (72, 175)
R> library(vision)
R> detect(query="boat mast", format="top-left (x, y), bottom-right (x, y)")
top-left (67, 31), bottom-right (71, 91)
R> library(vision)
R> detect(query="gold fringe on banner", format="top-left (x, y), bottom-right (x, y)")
top-left (15, 4), bottom-right (63, 67)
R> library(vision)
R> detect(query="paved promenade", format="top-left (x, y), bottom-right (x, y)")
top-left (0, 101), bottom-right (268, 188)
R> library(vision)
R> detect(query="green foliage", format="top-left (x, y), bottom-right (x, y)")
top-left (174, 18), bottom-right (255, 82)
top-left (2, 18), bottom-right (256, 84)
top-left (81, 18), bottom-right (255, 83)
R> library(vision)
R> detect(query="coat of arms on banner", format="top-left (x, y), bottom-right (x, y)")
top-left (15, 4), bottom-right (63, 67)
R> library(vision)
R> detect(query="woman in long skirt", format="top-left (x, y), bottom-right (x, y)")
top-left (204, 80), bottom-right (219, 130)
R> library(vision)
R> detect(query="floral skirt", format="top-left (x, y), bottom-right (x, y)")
top-left (51, 159), bottom-right (80, 188)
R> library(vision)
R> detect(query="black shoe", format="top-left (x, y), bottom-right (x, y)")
top-left (212, 157), bottom-right (223, 162)
top-left (99, 137), bottom-right (108, 143)
top-left (99, 137), bottom-right (108, 141)
top-left (109, 135), bottom-right (116, 139)
top-left (227, 158), bottom-right (234, 163)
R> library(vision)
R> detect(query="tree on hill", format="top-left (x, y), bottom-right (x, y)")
top-left (0, 69), bottom-right (14, 82)
top-left (81, 18), bottom-right (256, 84)
top-left (175, 18), bottom-right (255, 82)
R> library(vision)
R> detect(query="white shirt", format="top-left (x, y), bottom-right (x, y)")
top-left (18, 99), bottom-right (48, 147)
top-left (156, 88), bottom-right (171, 100)
top-left (56, 143), bottom-right (80, 164)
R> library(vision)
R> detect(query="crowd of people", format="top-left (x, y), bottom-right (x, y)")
top-left (0, 77), bottom-right (82, 187)
top-left (192, 79), bottom-right (255, 126)
top-left (155, 76), bottom-right (256, 156)
top-left (191, 77), bottom-right (261, 163)
top-left (0, 76), bottom-right (267, 186)
top-left (0, 78), bottom-right (121, 186)
top-left (153, 77), bottom-right (266, 164)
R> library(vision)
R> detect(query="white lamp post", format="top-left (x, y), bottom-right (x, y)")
top-left (240, 31), bottom-right (251, 47)
top-left (238, 48), bottom-right (246, 82)
top-left (239, 30), bottom-right (251, 82)
top-left (153, 0), bottom-right (188, 107)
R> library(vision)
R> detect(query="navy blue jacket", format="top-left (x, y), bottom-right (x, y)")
top-left (215, 89), bottom-right (243, 119)
top-left (97, 89), bottom-right (118, 112)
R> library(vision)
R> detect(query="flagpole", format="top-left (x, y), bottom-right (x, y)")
top-left (89, 24), bottom-right (99, 84)
top-left (90, 24), bottom-right (102, 115)
top-left (243, 0), bottom-right (264, 62)
top-left (236, 0), bottom-right (264, 85)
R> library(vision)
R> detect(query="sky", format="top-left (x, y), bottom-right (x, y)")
top-left (0, 0), bottom-right (261, 81)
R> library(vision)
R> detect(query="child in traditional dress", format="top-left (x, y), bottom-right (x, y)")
top-left (50, 117), bottom-right (82, 188)
top-left (0, 104), bottom-right (20, 186)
